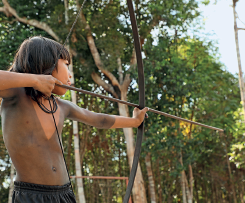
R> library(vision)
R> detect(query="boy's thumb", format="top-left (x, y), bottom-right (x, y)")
top-left (144, 107), bottom-right (149, 112)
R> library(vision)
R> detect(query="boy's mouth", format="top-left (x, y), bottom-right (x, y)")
top-left (67, 81), bottom-right (71, 86)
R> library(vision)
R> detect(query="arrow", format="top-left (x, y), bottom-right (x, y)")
top-left (56, 84), bottom-right (224, 132)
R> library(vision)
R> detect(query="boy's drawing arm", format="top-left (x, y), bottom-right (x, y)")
top-left (62, 99), bottom-right (148, 129)
top-left (0, 71), bottom-right (62, 98)
top-left (0, 71), bottom-right (24, 98)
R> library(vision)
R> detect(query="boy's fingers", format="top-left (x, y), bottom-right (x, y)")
top-left (145, 113), bottom-right (148, 118)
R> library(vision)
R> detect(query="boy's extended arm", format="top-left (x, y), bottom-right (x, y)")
top-left (62, 99), bottom-right (148, 129)
top-left (0, 71), bottom-right (62, 98)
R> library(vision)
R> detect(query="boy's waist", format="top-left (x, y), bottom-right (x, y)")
top-left (14, 181), bottom-right (71, 193)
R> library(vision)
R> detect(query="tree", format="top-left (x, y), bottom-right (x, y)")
top-left (232, 0), bottom-right (245, 125)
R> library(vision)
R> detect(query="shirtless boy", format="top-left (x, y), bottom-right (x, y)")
top-left (0, 36), bottom-right (148, 202)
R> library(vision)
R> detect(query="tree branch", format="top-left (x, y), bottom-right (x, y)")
top-left (75, 0), bottom-right (121, 90)
top-left (130, 48), bottom-right (137, 66)
top-left (189, 164), bottom-right (194, 200)
top-left (0, 19), bottom-right (16, 24)
top-left (117, 57), bottom-right (123, 84)
top-left (0, 6), bottom-right (5, 12)
top-left (1, 0), bottom-right (59, 41)
top-left (91, 72), bottom-right (119, 99)
top-left (121, 74), bottom-right (131, 93)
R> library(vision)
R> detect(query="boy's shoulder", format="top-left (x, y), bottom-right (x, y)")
top-left (57, 97), bottom-right (81, 118)
top-left (56, 97), bottom-right (73, 115)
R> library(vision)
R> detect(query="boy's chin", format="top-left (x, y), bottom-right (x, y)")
top-left (52, 88), bottom-right (67, 96)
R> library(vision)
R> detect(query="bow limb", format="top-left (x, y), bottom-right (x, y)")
top-left (123, 0), bottom-right (145, 202)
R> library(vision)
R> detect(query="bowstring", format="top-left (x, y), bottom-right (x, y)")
top-left (47, 0), bottom-right (86, 193)
top-left (53, 0), bottom-right (87, 70)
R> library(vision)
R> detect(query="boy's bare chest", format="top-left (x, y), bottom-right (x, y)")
top-left (31, 99), bottom-right (62, 140)
top-left (2, 96), bottom-right (65, 148)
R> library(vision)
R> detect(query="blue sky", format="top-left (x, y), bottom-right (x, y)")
top-left (200, 0), bottom-right (245, 75)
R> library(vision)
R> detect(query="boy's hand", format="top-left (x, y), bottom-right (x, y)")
top-left (132, 107), bottom-right (149, 127)
top-left (33, 75), bottom-right (63, 96)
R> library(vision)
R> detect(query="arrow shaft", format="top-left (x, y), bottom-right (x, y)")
top-left (57, 84), bottom-right (224, 132)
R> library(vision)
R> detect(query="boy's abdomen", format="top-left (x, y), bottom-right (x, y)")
top-left (9, 133), bottom-right (70, 186)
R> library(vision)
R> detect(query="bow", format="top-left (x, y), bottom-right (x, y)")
top-left (123, 0), bottom-right (145, 202)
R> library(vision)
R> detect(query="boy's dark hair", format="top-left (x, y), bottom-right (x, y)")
top-left (9, 36), bottom-right (70, 100)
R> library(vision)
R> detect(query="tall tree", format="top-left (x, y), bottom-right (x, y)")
top-left (7, 163), bottom-right (14, 203)
top-left (232, 0), bottom-right (245, 124)
top-left (64, 0), bottom-right (86, 202)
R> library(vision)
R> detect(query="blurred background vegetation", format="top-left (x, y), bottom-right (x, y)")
top-left (0, 0), bottom-right (245, 202)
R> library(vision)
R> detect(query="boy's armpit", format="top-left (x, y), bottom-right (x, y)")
top-left (0, 88), bottom-right (22, 99)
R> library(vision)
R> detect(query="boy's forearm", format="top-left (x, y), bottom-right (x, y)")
top-left (109, 115), bottom-right (139, 129)
top-left (0, 71), bottom-right (37, 90)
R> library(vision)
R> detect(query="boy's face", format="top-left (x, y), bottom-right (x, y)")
top-left (51, 59), bottom-right (71, 95)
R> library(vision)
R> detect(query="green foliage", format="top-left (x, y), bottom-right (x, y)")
top-left (0, 0), bottom-right (244, 202)
top-left (138, 33), bottom-right (242, 200)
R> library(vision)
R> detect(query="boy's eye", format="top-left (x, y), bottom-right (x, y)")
top-left (66, 64), bottom-right (70, 70)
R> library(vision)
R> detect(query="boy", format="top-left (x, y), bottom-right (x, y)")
top-left (0, 36), bottom-right (148, 202)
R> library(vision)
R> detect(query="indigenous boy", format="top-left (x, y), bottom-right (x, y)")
top-left (0, 36), bottom-right (148, 202)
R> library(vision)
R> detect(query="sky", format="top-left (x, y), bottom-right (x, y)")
top-left (199, 0), bottom-right (245, 76)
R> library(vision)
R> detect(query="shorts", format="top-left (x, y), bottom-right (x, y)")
top-left (12, 181), bottom-right (77, 203)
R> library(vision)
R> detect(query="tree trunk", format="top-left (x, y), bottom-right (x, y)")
top-left (181, 171), bottom-right (187, 203)
top-left (194, 177), bottom-right (199, 203)
top-left (232, 0), bottom-right (245, 122)
top-left (145, 152), bottom-right (156, 203)
top-left (167, 192), bottom-right (174, 203)
top-left (64, 1), bottom-right (86, 202)
top-left (203, 168), bottom-right (209, 203)
top-left (240, 186), bottom-right (245, 203)
top-left (187, 164), bottom-right (194, 203)
top-left (71, 63), bottom-right (86, 203)
top-left (118, 102), bottom-right (147, 203)
top-left (239, 171), bottom-right (245, 203)
top-left (8, 163), bottom-right (15, 203)
top-left (226, 153), bottom-right (237, 203)
top-left (156, 158), bottom-right (162, 203)
top-left (214, 182), bottom-right (219, 203)
top-left (211, 175), bottom-right (216, 203)
top-left (179, 151), bottom-right (193, 203)
top-left (180, 152), bottom-right (187, 203)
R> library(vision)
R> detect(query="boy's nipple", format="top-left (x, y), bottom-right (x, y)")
top-left (52, 167), bottom-right (57, 172)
